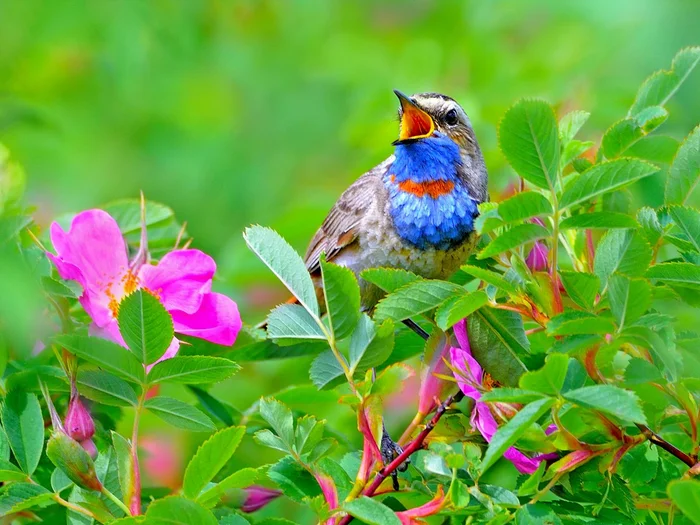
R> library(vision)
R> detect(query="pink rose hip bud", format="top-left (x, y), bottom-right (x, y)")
top-left (241, 485), bottom-right (283, 513)
top-left (526, 241), bottom-right (549, 272)
top-left (65, 394), bottom-right (95, 442)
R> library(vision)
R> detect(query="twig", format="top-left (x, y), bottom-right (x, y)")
top-left (636, 423), bottom-right (696, 467)
top-left (402, 318), bottom-right (429, 340)
top-left (337, 390), bottom-right (465, 525)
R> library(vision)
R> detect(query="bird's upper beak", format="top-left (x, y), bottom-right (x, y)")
top-left (393, 90), bottom-right (435, 145)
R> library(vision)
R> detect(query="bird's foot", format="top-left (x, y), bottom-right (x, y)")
top-left (380, 425), bottom-right (410, 490)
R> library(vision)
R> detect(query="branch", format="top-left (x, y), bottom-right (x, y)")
top-left (337, 390), bottom-right (465, 525)
top-left (636, 423), bottom-right (696, 467)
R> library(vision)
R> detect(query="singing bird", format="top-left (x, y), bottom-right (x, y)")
top-left (304, 90), bottom-right (488, 309)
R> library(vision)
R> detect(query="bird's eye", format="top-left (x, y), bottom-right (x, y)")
top-left (445, 108), bottom-right (459, 126)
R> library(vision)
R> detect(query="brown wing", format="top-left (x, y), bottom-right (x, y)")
top-left (304, 159), bottom-right (390, 274)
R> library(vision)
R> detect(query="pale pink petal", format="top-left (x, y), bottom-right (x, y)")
top-left (450, 346), bottom-right (483, 401)
top-left (138, 250), bottom-right (215, 314)
top-left (145, 338), bottom-right (181, 372)
top-left (171, 292), bottom-right (241, 346)
top-left (89, 321), bottom-right (125, 346)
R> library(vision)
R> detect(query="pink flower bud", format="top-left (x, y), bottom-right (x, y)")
top-left (81, 438), bottom-right (98, 459)
top-left (526, 242), bottom-right (549, 272)
top-left (241, 485), bottom-right (282, 513)
top-left (65, 395), bottom-right (95, 442)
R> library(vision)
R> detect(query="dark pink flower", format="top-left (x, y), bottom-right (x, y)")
top-left (526, 241), bottom-right (549, 272)
top-left (64, 394), bottom-right (94, 442)
top-left (396, 486), bottom-right (446, 524)
top-left (241, 485), bottom-right (282, 513)
top-left (48, 209), bottom-right (242, 366)
top-left (450, 320), bottom-right (546, 474)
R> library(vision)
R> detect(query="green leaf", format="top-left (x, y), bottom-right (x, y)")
top-left (559, 271), bottom-right (600, 310)
top-left (183, 426), bottom-right (245, 499)
top-left (547, 311), bottom-right (615, 336)
top-left (144, 397), bottom-right (216, 432)
top-left (460, 265), bottom-right (519, 296)
top-left (630, 46), bottom-right (700, 115)
top-left (668, 480), bottom-right (700, 525)
top-left (637, 207), bottom-right (663, 245)
top-left (259, 397), bottom-right (294, 447)
top-left (627, 135), bottom-right (680, 164)
top-left (480, 388), bottom-right (547, 403)
top-left (266, 304), bottom-right (326, 344)
top-left (374, 279), bottom-right (462, 322)
top-left (563, 385), bottom-right (646, 423)
top-left (498, 192), bottom-right (553, 222)
top-left (665, 125), bottom-right (700, 204)
top-left (560, 212), bottom-right (638, 230)
top-left (349, 315), bottom-right (394, 374)
top-left (147, 356), bottom-right (240, 385)
top-left (480, 397), bottom-right (555, 474)
top-left (104, 199), bottom-right (175, 235)
top-left (320, 259), bottom-right (361, 340)
top-left (602, 119), bottom-right (644, 159)
top-left (559, 110), bottom-right (590, 144)
top-left (594, 230), bottom-right (653, 285)
top-left (608, 275), bottom-right (651, 329)
top-left (477, 223), bottom-right (549, 260)
top-left (309, 350), bottom-right (346, 390)
top-left (499, 99), bottom-right (560, 191)
top-left (519, 353), bottom-right (568, 395)
top-left (0, 482), bottom-right (54, 516)
top-left (0, 391), bottom-right (43, 475)
top-left (435, 290), bottom-right (489, 330)
top-left (468, 308), bottom-right (529, 387)
top-left (76, 370), bottom-right (138, 407)
top-left (621, 326), bottom-right (680, 381)
top-left (669, 205), bottom-right (700, 252)
top-left (145, 496), bottom-right (217, 525)
top-left (243, 225), bottom-right (319, 316)
top-left (360, 268), bottom-right (422, 293)
top-left (0, 458), bottom-right (26, 482)
top-left (646, 262), bottom-right (700, 287)
top-left (197, 467), bottom-right (260, 508)
top-left (56, 334), bottom-right (145, 384)
top-left (516, 504), bottom-right (563, 525)
top-left (342, 496), bottom-right (402, 525)
top-left (111, 432), bottom-right (134, 509)
top-left (559, 158), bottom-right (658, 210)
top-left (117, 289), bottom-right (174, 365)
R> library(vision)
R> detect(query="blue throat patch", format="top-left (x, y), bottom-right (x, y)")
top-left (385, 133), bottom-right (477, 250)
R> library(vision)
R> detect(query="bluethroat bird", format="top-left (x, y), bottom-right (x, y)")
top-left (304, 90), bottom-right (488, 310)
top-left (301, 91), bottom-right (488, 486)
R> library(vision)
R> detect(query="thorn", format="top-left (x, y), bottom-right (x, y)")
top-left (174, 221), bottom-right (188, 249)
top-left (26, 228), bottom-right (48, 251)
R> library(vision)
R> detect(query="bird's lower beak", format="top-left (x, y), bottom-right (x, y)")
top-left (393, 90), bottom-right (435, 144)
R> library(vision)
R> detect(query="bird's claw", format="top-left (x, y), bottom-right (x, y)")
top-left (381, 426), bottom-right (410, 490)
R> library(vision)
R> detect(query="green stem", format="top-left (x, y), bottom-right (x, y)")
top-left (130, 392), bottom-right (146, 514)
top-left (101, 485), bottom-right (133, 516)
top-left (550, 206), bottom-right (563, 314)
top-left (53, 494), bottom-right (99, 520)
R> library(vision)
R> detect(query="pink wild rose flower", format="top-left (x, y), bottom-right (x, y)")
top-left (48, 209), bottom-right (241, 365)
top-left (450, 319), bottom-right (549, 474)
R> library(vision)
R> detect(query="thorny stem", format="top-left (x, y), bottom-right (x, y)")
top-left (636, 423), bottom-right (696, 467)
top-left (337, 391), bottom-right (465, 525)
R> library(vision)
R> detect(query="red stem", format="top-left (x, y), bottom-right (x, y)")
top-left (337, 391), bottom-right (465, 525)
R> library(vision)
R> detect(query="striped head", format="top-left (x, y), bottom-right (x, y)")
top-left (384, 91), bottom-right (487, 250)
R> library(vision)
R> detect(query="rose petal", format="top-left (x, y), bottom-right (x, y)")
top-left (139, 249), bottom-right (215, 314)
top-left (171, 292), bottom-right (241, 346)
top-left (145, 338), bottom-right (180, 372)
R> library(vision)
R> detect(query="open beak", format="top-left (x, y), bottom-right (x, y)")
top-left (393, 89), bottom-right (435, 145)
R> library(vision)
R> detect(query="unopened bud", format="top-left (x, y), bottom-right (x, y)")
top-left (526, 241), bottom-right (549, 272)
top-left (241, 485), bottom-right (282, 513)
top-left (81, 438), bottom-right (98, 459)
top-left (47, 431), bottom-right (103, 492)
top-left (65, 395), bottom-right (95, 441)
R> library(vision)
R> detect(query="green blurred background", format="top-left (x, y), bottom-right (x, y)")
top-left (1, 0), bottom-right (698, 519)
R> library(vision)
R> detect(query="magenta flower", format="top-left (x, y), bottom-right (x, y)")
top-left (526, 241), bottom-right (549, 272)
top-left (450, 319), bottom-right (546, 474)
top-left (48, 209), bottom-right (241, 365)
top-left (241, 485), bottom-right (282, 513)
top-left (395, 486), bottom-right (446, 524)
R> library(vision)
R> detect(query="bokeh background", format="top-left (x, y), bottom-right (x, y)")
top-left (1, 0), bottom-right (699, 520)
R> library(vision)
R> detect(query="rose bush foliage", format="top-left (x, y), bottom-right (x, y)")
top-left (0, 47), bottom-right (699, 524)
